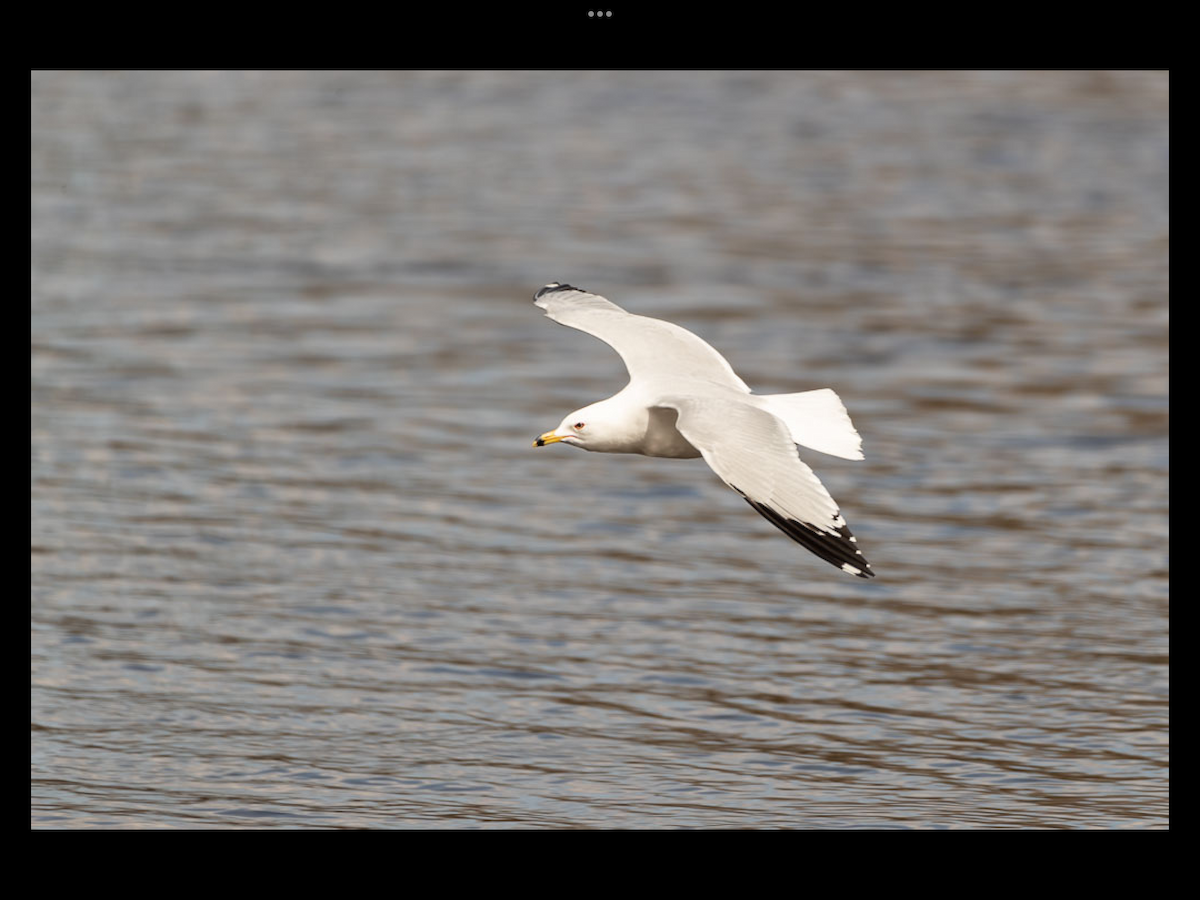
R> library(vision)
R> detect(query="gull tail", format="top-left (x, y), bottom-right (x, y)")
top-left (756, 388), bottom-right (864, 460)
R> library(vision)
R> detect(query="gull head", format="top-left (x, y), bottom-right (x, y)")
top-left (533, 398), bottom-right (642, 453)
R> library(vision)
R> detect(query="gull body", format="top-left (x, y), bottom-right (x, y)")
top-left (532, 282), bottom-right (874, 578)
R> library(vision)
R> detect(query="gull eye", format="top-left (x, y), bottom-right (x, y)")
top-left (573, 422), bottom-right (585, 430)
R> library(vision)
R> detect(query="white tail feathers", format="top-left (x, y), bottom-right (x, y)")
top-left (756, 388), bottom-right (864, 460)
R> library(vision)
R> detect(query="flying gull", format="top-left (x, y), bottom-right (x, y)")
top-left (532, 282), bottom-right (874, 578)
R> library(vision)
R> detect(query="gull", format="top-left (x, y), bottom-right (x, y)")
top-left (531, 282), bottom-right (874, 578)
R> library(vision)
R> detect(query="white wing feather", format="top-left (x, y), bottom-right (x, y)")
top-left (534, 283), bottom-right (750, 392)
top-left (662, 397), bottom-right (873, 577)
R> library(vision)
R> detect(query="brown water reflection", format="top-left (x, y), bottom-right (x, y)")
top-left (32, 70), bottom-right (1167, 828)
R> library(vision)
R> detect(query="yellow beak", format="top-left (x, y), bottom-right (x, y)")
top-left (533, 431), bottom-right (565, 447)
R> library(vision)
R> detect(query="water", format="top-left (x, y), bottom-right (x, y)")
top-left (31, 70), bottom-right (1168, 828)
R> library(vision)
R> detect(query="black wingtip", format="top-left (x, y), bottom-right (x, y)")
top-left (534, 282), bottom-right (582, 300)
top-left (741, 495), bottom-right (875, 579)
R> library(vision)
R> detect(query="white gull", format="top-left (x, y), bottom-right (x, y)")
top-left (532, 282), bottom-right (874, 578)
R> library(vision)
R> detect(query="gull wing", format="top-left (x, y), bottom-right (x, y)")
top-left (661, 396), bottom-right (874, 578)
top-left (534, 283), bottom-right (750, 392)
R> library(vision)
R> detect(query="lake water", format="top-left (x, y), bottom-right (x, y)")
top-left (31, 70), bottom-right (1169, 828)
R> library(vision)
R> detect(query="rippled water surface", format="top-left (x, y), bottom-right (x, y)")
top-left (31, 70), bottom-right (1168, 828)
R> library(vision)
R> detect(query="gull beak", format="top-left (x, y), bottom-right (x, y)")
top-left (534, 430), bottom-right (565, 447)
